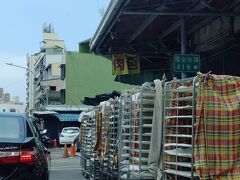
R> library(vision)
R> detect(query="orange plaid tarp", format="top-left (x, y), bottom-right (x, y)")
top-left (194, 73), bottom-right (240, 179)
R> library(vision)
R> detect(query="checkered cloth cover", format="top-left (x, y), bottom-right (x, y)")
top-left (94, 107), bottom-right (102, 155)
top-left (194, 73), bottom-right (240, 179)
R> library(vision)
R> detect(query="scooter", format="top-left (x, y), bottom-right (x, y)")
top-left (40, 129), bottom-right (51, 148)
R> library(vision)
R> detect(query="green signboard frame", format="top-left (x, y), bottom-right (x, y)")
top-left (173, 54), bottom-right (200, 73)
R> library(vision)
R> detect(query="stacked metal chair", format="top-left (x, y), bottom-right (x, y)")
top-left (80, 110), bottom-right (95, 178)
top-left (106, 99), bottom-right (120, 179)
top-left (162, 77), bottom-right (199, 180)
top-left (119, 83), bottom-right (156, 180)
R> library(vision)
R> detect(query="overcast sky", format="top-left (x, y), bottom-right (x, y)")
top-left (0, 0), bottom-right (109, 103)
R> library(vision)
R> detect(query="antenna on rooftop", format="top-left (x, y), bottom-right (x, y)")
top-left (42, 22), bottom-right (55, 33)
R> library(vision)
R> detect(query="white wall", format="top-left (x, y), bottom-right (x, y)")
top-left (45, 55), bottom-right (63, 67)
top-left (0, 104), bottom-right (26, 113)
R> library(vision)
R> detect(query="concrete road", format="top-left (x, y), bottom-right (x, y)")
top-left (49, 148), bottom-right (86, 180)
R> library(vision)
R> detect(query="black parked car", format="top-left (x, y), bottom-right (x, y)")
top-left (0, 113), bottom-right (50, 180)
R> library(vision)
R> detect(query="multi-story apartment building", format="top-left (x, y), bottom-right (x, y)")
top-left (0, 87), bottom-right (23, 105)
top-left (12, 96), bottom-right (20, 104)
top-left (0, 88), bottom-right (3, 98)
top-left (26, 24), bottom-right (65, 115)
top-left (26, 54), bottom-right (37, 115)
top-left (0, 88), bottom-right (25, 112)
top-left (26, 25), bottom-right (133, 118)
top-left (0, 88), bottom-right (3, 103)
top-left (3, 93), bottom-right (10, 103)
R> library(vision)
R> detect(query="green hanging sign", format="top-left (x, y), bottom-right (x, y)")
top-left (173, 54), bottom-right (200, 73)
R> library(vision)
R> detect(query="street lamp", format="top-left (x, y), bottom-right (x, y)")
top-left (5, 63), bottom-right (35, 77)
top-left (5, 62), bottom-right (36, 116)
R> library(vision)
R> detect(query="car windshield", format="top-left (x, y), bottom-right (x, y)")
top-left (0, 117), bottom-right (20, 139)
top-left (62, 128), bottom-right (79, 134)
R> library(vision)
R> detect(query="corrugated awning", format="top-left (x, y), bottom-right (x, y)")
top-left (33, 111), bottom-right (58, 115)
top-left (54, 113), bottom-right (80, 122)
top-left (81, 91), bottom-right (120, 106)
top-left (90, 0), bottom-right (239, 78)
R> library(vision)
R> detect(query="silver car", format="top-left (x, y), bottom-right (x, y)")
top-left (59, 127), bottom-right (80, 145)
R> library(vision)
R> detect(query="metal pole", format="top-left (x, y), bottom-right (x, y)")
top-left (5, 63), bottom-right (35, 77)
top-left (124, 10), bottom-right (240, 17)
top-left (181, 17), bottom-right (187, 79)
top-left (5, 62), bottom-right (35, 116)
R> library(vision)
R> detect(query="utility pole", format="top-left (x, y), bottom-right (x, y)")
top-left (181, 16), bottom-right (187, 79)
top-left (5, 62), bottom-right (36, 116)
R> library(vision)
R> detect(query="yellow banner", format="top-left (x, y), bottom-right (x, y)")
top-left (112, 53), bottom-right (140, 75)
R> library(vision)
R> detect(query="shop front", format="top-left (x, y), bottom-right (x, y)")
top-left (90, 0), bottom-right (240, 81)
top-left (84, 0), bottom-right (240, 179)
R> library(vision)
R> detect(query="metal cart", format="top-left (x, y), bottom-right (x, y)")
top-left (118, 83), bottom-right (156, 180)
top-left (162, 77), bottom-right (199, 180)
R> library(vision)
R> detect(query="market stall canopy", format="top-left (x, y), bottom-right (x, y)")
top-left (90, 0), bottom-right (240, 73)
top-left (82, 91), bottom-right (120, 106)
top-left (44, 105), bottom-right (88, 112)
top-left (33, 111), bottom-right (58, 115)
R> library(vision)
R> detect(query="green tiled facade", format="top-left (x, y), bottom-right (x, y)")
top-left (65, 52), bottom-right (134, 105)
